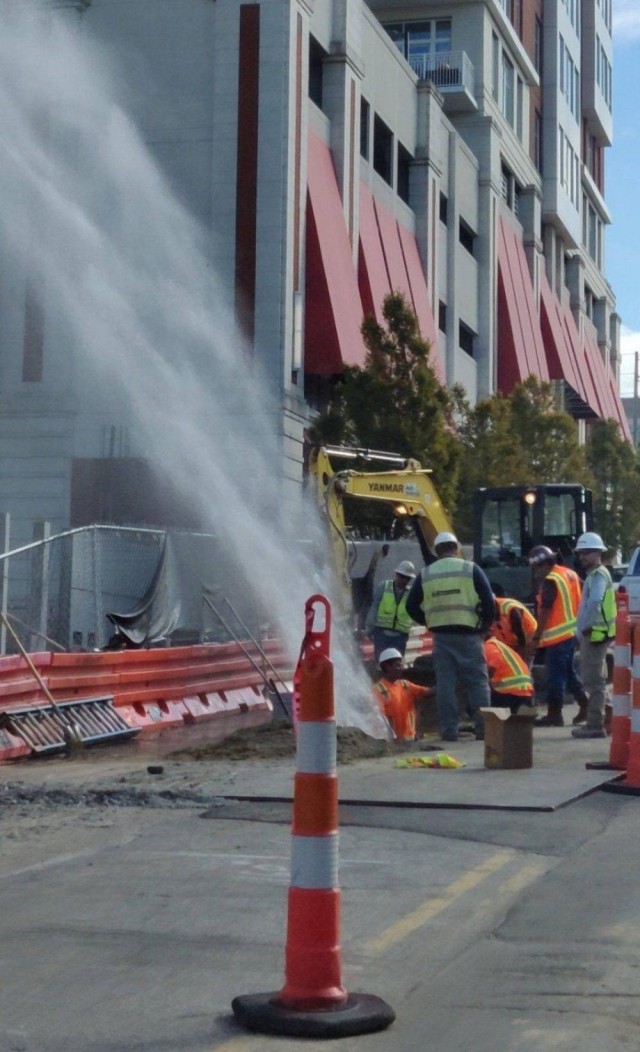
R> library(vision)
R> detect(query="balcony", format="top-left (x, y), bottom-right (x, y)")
top-left (408, 51), bottom-right (477, 113)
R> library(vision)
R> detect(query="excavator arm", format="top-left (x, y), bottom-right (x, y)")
top-left (307, 446), bottom-right (455, 615)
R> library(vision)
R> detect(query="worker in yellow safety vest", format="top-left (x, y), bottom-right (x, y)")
top-left (366, 560), bottom-right (416, 660)
top-left (571, 532), bottom-right (616, 739)
top-left (484, 636), bottom-right (535, 714)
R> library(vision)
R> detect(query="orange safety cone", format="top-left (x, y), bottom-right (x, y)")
top-left (588, 587), bottom-right (632, 772)
top-left (602, 618), bottom-right (640, 795)
top-left (232, 595), bottom-right (395, 1038)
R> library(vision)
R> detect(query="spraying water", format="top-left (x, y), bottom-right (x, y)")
top-left (0, 3), bottom-right (388, 736)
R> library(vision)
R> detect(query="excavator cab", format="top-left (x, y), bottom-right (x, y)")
top-left (473, 484), bottom-right (593, 601)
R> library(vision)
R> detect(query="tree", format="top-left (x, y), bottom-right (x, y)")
top-left (585, 419), bottom-right (640, 557)
top-left (310, 292), bottom-right (460, 514)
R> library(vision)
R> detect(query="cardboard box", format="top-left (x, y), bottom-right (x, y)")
top-left (480, 707), bottom-right (537, 770)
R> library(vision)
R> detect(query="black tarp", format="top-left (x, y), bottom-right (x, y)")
top-left (105, 531), bottom-right (262, 647)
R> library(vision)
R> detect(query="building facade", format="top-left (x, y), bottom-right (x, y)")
top-left (0, 0), bottom-right (628, 549)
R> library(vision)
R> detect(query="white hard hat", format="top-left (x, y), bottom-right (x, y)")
top-left (379, 648), bottom-right (403, 665)
top-left (434, 532), bottom-right (458, 548)
top-left (394, 560), bottom-right (416, 578)
top-left (575, 532), bottom-right (608, 552)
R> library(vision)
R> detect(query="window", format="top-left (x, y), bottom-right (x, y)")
top-left (360, 97), bottom-right (370, 160)
top-left (534, 109), bottom-right (543, 172)
top-left (492, 33), bottom-right (499, 100)
top-left (502, 52), bottom-right (515, 127)
top-left (459, 218), bottom-right (475, 255)
top-left (559, 127), bottom-right (579, 207)
top-left (439, 192), bottom-right (448, 225)
top-left (373, 114), bottom-right (393, 185)
top-left (582, 198), bottom-right (602, 266)
top-left (559, 40), bottom-right (580, 122)
top-left (397, 142), bottom-right (412, 204)
top-left (438, 301), bottom-right (447, 333)
top-left (516, 76), bottom-right (523, 141)
top-left (584, 284), bottom-right (594, 320)
top-left (596, 37), bottom-right (612, 111)
top-left (383, 18), bottom-right (451, 79)
top-left (308, 37), bottom-right (326, 110)
top-left (459, 321), bottom-right (475, 357)
top-left (501, 163), bottom-right (521, 214)
top-left (23, 278), bottom-right (44, 382)
top-left (534, 17), bottom-right (543, 74)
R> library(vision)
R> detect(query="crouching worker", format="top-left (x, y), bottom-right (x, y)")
top-left (484, 636), bottom-right (535, 715)
top-left (373, 648), bottom-right (433, 741)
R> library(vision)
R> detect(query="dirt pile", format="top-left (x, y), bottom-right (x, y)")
top-left (168, 721), bottom-right (393, 764)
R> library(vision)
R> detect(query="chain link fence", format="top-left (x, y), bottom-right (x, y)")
top-left (0, 525), bottom-right (166, 654)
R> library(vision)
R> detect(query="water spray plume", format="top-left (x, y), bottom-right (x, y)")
top-left (0, 3), bottom-right (387, 737)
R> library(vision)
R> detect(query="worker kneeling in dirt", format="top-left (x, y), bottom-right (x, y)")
top-left (484, 636), bottom-right (535, 715)
top-left (373, 648), bottom-right (433, 741)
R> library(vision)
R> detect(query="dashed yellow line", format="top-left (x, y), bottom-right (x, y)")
top-left (363, 849), bottom-right (517, 956)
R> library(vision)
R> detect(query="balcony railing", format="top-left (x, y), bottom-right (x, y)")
top-left (408, 50), bottom-right (475, 99)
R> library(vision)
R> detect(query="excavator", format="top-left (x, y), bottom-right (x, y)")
top-left (307, 445), bottom-right (454, 622)
top-left (308, 446), bottom-right (595, 613)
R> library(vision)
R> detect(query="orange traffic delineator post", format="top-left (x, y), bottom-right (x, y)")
top-left (587, 587), bottom-right (632, 773)
top-left (231, 595), bottom-right (395, 1038)
top-left (601, 616), bottom-right (640, 795)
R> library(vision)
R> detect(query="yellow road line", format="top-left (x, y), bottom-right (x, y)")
top-left (363, 849), bottom-right (516, 956)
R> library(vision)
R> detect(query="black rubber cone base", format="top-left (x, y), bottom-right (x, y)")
top-left (600, 780), bottom-right (640, 796)
top-left (232, 991), bottom-right (395, 1038)
top-left (585, 761), bottom-right (623, 771)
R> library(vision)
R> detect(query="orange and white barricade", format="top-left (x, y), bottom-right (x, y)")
top-left (590, 589), bottom-right (633, 772)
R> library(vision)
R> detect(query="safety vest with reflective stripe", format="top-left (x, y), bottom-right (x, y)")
top-left (375, 581), bottom-right (412, 634)
top-left (484, 638), bottom-right (534, 696)
top-left (491, 597), bottom-right (538, 649)
top-left (538, 565), bottom-right (581, 647)
top-left (420, 558), bottom-right (481, 630)
top-left (587, 564), bottom-right (616, 643)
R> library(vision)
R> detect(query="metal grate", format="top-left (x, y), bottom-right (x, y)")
top-left (0, 696), bottom-right (139, 755)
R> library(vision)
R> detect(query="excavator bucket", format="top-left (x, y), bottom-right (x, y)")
top-left (0, 696), bottom-right (139, 755)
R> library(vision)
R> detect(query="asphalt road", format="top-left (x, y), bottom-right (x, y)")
top-left (0, 738), bottom-right (638, 1052)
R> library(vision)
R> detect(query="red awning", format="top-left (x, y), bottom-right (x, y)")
top-left (358, 184), bottom-right (391, 325)
top-left (304, 133), bottom-right (366, 375)
top-left (397, 223), bottom-right (444, 381)
top-left (358, 184), bottom-right (444, 378)
top-left (583, 325), bottom-right (632, 439)
top-left (497, 215), bottom-right (549, 391)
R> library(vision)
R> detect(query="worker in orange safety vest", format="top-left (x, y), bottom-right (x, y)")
top-left (373, 648), bottom-right (433, 741)
top-left (490, 585), bottom-right (537, 661)
top-left (484, 636), bottom-right (535, 714)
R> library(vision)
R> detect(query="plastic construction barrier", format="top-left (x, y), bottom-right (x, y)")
top-left (0, 640), bottom-right (290, 753)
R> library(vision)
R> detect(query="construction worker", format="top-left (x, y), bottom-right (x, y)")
top-left (373, 648), bottom-right (433, 741)
top-left (571, 532), bottom-right (616, 739)
top-left (527, 545), bottom-right (588, 727)
top-left (366, 560), bottom-right (416, 660)
top-left (491, 584), bottom-right (538, 661)
top-left (406, 532), bottom-right (494, 742)
top-left (484, 636), bottom-right (535, 713)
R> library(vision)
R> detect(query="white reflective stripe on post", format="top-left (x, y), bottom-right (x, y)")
top-left (632, 655), bottom-right (640, 678)
top-left (614, 644), bottom-right (632, 668)
top-left (632, 709), bottom-right (640, 735)
top-left (290, 833), bottom-right (339, 890)
top-left (296, 722), bottom-right (336, 775)
top-left (611, 693), bottom-right (632, 718)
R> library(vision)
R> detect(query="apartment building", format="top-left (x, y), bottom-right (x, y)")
top-left (0, 0), bottom-right (627, 548)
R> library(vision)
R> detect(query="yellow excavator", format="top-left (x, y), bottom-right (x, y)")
top-left (307, 445), bottom-right (455, 621)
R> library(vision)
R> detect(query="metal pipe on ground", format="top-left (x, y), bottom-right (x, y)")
top-left (202, 596), bottom-right (292, 724)
top-left (0, 611), bottom-right (83, 749)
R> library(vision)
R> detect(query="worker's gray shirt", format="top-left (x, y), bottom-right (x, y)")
top-left (576, 565), bottom-right (611, 634)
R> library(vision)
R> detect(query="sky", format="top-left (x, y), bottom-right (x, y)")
top-left (607, 1), bottom-right (640, 396)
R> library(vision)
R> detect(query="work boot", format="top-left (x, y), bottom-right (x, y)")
top-left (571, 725), bottom-right (606, 739)
top-left (572, 701), bottom-right (588, 726)
top-left (535, 708), bottom-right (564, 727)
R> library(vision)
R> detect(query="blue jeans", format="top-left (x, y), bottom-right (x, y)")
top-left (544, 636), bottom-right (582, 709)
top-left (432, 631), bottom-right (490, 738)
top-left (372, 627), bottom-right (409, 660)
